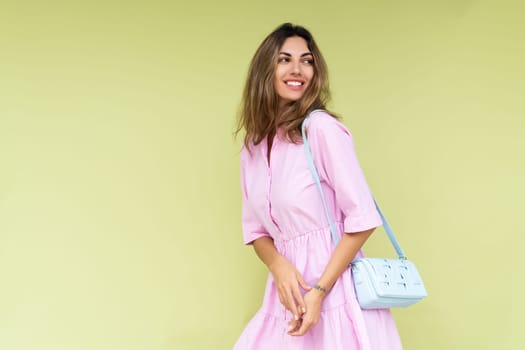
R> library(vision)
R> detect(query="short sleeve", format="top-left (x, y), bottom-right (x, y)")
top-left (240, 147), bottom-right (271, 245)
top-left (306, 111), bottom-right (382, 233)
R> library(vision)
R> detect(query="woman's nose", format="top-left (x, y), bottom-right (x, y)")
top-left (290, 61), bottom-right (301, 75)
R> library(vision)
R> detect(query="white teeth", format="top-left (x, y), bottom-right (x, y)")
top-left (286, 81), bottom-right (302, 86)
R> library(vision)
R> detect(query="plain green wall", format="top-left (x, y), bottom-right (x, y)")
top-left (1, 0), bottom-right (523, 349)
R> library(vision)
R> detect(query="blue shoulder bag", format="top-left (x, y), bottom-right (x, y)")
top-left (301, 114), bottom-right (427, 309)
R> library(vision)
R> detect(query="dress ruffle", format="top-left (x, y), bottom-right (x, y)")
top-left (234, 299), bottom-right (401, 350)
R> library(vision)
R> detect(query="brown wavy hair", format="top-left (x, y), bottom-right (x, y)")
top-left (236, 23), bottom-right (336, 150)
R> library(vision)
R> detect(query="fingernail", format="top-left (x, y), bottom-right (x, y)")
top-left (287, 324), bottom-right (293, 331)
top-left (294, 314), bottom-right (299, 320)
top-left (302, 307), bottom-right (306, 313)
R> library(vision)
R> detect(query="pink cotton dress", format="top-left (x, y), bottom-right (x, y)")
top-left (234, 110), bottom-right (402, 350)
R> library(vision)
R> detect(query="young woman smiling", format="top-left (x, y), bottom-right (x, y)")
top-left (234, 23), bottom-right (402, 349)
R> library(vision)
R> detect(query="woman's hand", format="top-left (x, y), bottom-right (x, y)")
top-left (268, 255), bottom-right (311, 321)
top-left (288, 288), bottom-right (325, 336)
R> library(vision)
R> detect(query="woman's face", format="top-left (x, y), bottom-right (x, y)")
top-left (274, 36), bottom-right (314, 106)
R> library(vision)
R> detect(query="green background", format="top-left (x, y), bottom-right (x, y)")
top-left (1, 0), bottom-right (523, 349)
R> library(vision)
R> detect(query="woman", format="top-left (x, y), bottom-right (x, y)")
top-left (234, 23), bottom-right (402, 349)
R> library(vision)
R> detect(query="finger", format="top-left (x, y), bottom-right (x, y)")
top-left (279, 287), bottom-right (294, 314)
top-left (287, 318), bottom-right (301, 333)
top-left (297, 275), bottom-right (311, 291)
top-left (284, 289), bottom-right (300, 320)
top-left (278, 286), bottom-right (293, 311)
top-left (277, 291), bottom-right (284, 306)
top-left (290, 317), bottom-right (313, 336)
top-left (291, 284), bottom-right (306, 315)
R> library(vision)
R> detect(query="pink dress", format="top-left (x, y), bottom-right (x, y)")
top-left (234, 110), bottom-right (402, 350)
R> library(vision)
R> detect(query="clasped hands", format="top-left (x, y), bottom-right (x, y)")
top-left (268, 256), bottom-right (325, 336)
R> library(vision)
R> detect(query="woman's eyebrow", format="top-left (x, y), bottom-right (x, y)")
top-left (278, 52), bottom-right (313, 57)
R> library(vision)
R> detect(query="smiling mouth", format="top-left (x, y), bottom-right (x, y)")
top-left (285, 81), bottom-right (304, 86)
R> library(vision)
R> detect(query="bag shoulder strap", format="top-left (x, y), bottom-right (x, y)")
top-left (301, 112), bottom-right (408, 260)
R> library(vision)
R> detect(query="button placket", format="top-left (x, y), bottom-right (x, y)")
top-left (266, 138), bottom-right (283, 236)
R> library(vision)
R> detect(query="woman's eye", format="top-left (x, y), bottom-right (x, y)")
top-left (303, 58), bottom-right (314, 65)
top-left (278, 57), bottom-right (289, 63)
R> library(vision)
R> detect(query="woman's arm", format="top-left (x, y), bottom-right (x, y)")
top-left (288, 228), bottom-right (374, 336)
top-left (288, 112), bottom-right (381, 335)
top-left (316, 228), bottom-right (374, 293)
top-left (252, 236), bottom-right (311, 321)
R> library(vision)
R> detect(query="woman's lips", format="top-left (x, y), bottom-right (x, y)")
top-left (284, 80), bottom-right (305, 90)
